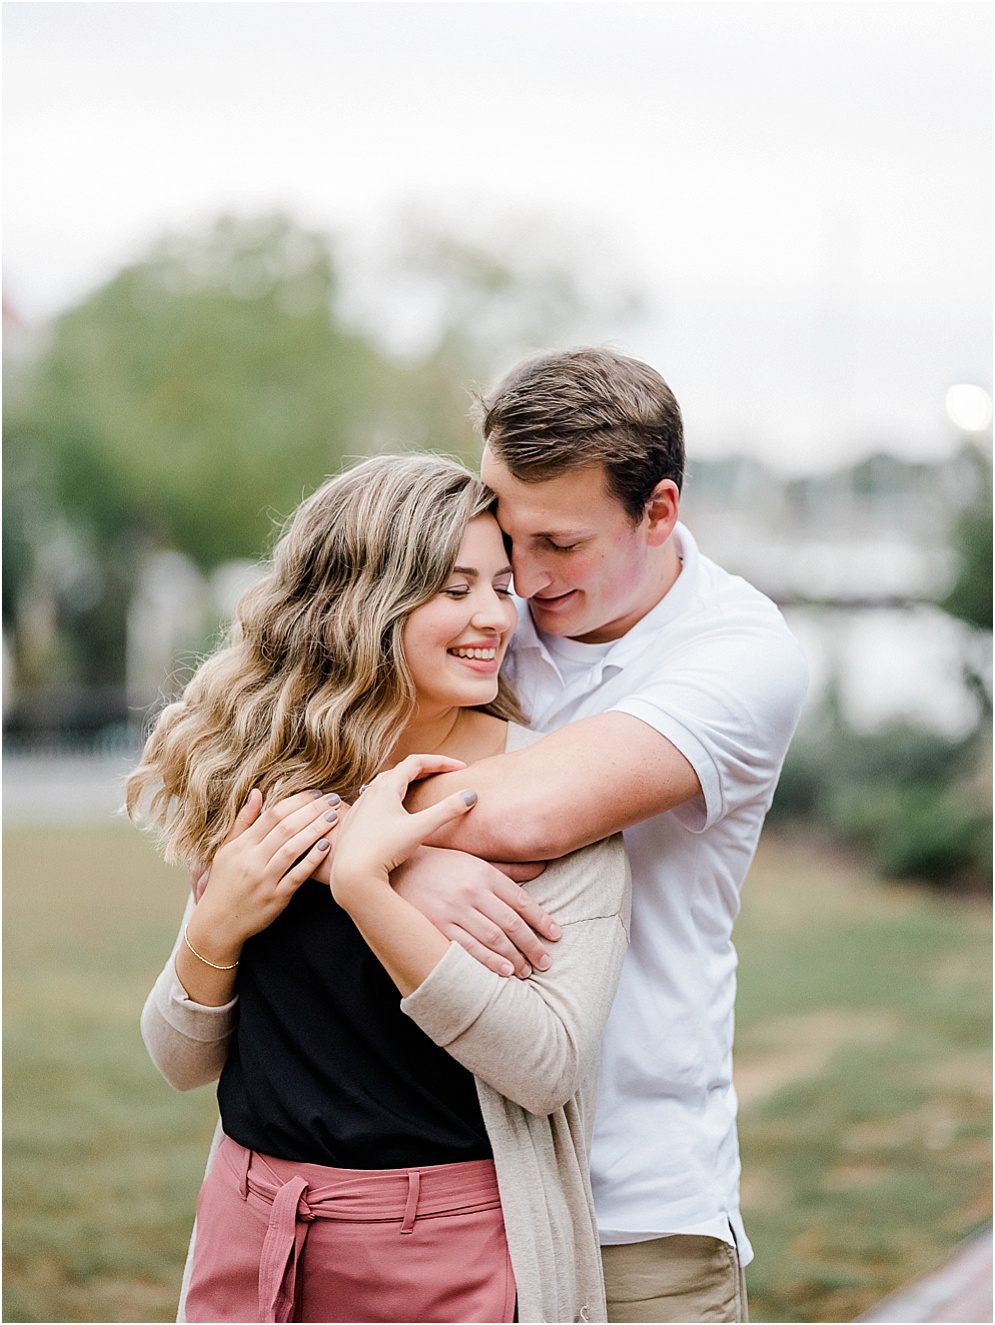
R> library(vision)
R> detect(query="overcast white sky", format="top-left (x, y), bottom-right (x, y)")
top-left (4, 1), bottom-right (992, 471)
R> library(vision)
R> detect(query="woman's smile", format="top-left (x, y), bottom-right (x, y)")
top-left (448, 642), bottom-right (501, 672)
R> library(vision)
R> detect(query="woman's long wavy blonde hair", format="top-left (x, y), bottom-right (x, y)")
top-left (126, 454), bottom-right (524, 866)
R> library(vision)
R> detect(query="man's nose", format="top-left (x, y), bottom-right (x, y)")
top-left (510, 549), bottom-right (551, 600)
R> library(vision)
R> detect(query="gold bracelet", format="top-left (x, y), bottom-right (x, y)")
top-left (183, 924), bottom-right (239, 971)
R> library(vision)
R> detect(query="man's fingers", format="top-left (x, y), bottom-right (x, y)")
top-left (442, 906), bottom-right (535, 980)
top-left (473, 894), bottom-right (552, 972)
top-left (492, 874), bottom-right (562, 942)
top-left (445, 926), bottom-right (517, 979)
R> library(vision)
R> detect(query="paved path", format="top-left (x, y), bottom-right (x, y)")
top-left (2, 751), bottom-right (137, 825)
top-left (858, 1226), bottom-right (993, 1323)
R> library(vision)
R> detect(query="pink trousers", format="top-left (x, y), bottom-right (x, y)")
top-left (184, 1135), bottom-right (517, 1323)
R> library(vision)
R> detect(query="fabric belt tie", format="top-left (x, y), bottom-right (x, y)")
top-left (258, 1175), bottom-right (312, 1323)
top-left (218, 1139), bottom-right (501, 1323)
top-left (254, 1168), bottom-right (424, 1321)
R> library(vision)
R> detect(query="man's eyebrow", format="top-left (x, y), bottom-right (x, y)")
top-left (450, 564), bottom-right (513, 577)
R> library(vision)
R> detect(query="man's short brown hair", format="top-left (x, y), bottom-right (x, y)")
top-left (475, 347), bottom-right (684, 521)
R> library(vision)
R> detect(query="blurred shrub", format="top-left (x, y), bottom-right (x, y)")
top-left (771, 714), bottom-right (991, 887)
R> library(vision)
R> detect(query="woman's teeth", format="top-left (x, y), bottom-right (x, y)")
top-left (450, 647), bottom-right (496, 660)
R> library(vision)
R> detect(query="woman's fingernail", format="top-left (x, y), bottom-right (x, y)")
top-left (461, 789), bottom-right (478, 806)
top-left (324, 809), bottom-right (338, 823)
top-left (309, 789), bottom-right (323, 799)
top-left (325, 793), bottom-right (341, 806)
top-left (358, 784), bottom-right (369, 795)
top-left (316, 839), bottom-right (330, 851)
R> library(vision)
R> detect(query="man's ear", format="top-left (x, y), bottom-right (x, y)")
top-left (644, 479), bottom-right (680, 547)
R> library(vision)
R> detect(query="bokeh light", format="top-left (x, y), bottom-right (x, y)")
top-left (945, 383), bottom-right (993, 433)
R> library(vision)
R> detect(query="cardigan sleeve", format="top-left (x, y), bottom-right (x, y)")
top-left (401, 834), bottom-right (630, 1116)
top-left (140, 893), bottom-right (238, 1091)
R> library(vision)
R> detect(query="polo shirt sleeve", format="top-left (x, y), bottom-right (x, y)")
top-left (611, 609), bottom-right (809, 832)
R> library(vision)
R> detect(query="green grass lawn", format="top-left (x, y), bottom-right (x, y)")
top-left (734, 835), bottom-right (991, 1322)
top-left (3, 824), bottom-right (991, 1323)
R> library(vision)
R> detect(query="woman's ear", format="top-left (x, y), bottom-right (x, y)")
top-left (644, 479), bottom-right (680, 547)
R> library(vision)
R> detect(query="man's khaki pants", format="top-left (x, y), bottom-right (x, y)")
top-left (602, 1234), bottom-right (748, 1323)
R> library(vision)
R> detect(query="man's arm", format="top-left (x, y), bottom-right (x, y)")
top-left (407, 711), bottom-right (701, 861)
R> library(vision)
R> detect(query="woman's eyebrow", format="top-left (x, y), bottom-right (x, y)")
top-left (450, 564), bottom-right (513, 578)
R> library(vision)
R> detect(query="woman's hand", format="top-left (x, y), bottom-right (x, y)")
top-left (183, 788), bottom-right (340, 980)
top-left (329, 756), bottom-right (478, 903)
top-left (327, 756), bottom-right (480, 997)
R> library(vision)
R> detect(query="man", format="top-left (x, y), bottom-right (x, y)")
top-left (403, 347), bottom-right (809, 1322)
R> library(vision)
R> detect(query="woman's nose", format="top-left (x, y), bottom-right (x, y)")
top-left (472, 590), bottom-right (511, 628)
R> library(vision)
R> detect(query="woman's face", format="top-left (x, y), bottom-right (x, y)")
top-left (401, 514), bottom-right (518, 714)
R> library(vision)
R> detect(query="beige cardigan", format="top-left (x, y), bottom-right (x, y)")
top-left (142, 725), bottom-right (630, 1323)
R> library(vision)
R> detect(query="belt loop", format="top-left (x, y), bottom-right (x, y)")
top-left (238, 1145), bottom-right (251, 1201)
top-left (400, 1169), bottom-right (421, 1234)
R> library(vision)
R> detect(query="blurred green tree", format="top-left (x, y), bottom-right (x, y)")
top-left (7, 215), bottom-right (390, 572)
top-left (4, 215), bottom-right (395, 692)
top-left (4, 211), bottom-right (637, 698)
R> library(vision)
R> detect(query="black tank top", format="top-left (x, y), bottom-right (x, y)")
top-left (217, 878), bottom-right (492, 1168)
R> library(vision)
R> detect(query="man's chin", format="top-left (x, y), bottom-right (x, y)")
top-left (529, 594), bottom-right (589, 636)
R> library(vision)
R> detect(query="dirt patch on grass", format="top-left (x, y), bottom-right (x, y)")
top-left (735, 1009), bottom-right (899, 1108)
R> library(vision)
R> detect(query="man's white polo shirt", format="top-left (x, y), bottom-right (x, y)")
top-left (503, 523), bottom-right (808, 1258)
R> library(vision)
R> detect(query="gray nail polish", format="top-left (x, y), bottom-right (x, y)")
top-left (462, 789), bottom-right (478, 806)
top-left (316, 838), bottom-right (330, 850)
top-left (324, 809), bottom-right (338, 823)
top-left (309, 789), bottom-right (323, 799)
top-left (325, 793), bottom-right (341, 806)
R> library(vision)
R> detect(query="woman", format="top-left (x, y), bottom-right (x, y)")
top-left (130, 454), bottom-right (629, 1323)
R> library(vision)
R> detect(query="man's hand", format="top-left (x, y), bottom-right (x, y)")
top-left (391, 846), bottom-right (559, 979)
